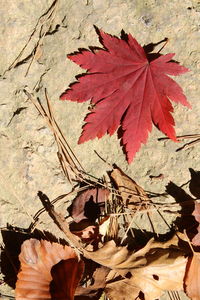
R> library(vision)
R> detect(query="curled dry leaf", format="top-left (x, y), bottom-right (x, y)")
top-left (15, 239), bottom-right (84, 300)
top-left (184, 253), bottom-right (200, 300)
top-left (110, 165), bottom-right (149, 209)
top-left (84, 234), bottom-right (184, 271)
top-left (193, 202), bottom-right (200, 223)
top-left (192, 228), bottom-right (200, 247)
top-left (70, 188), bottom-right (109, 223)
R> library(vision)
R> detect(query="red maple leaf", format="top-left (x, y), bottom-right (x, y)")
top-left (60, 28), bottom-right (191, 163)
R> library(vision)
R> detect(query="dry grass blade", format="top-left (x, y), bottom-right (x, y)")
top-left (158, 134), bottom-right (200, 152)
top-left (158, 134), bottom-right (200, 141)
top-left (3, 0), bottom-right (59, 77)
top-left (0, 293), bottom-right (15, 299)
top-left (24, 89), bottom-right (84, 183)
top-left (176, 138), bottom-right (200, 152)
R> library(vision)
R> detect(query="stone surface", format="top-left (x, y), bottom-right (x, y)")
top-left (0, 0), bottom-right (199, 297)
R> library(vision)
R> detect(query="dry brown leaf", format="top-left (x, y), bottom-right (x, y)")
top-left (110, 165), bottom-right (149, 208)
top-left (106, 277), bottom-right (140, 300)
top-left (15, 239), bottom-right (84, 300)
top-left (83, 235), bottom-right (187, 300)
top-left (128, 255), bottom-right (186, 300)
top-left (70, 188), bottom-right (110, 223)
top-left (72, 225), bottom-right (99, 243)
top-left (106, 254), bottom-right (187, 300)
top-left (84, 234), bottom-right (183, 270)
top-left (191, 226), bottom-right (200, 246)
top-left (184, 253), bottom-right (200, 300)
top-left (75, 266), bottom-right (110, 299)
top-left (192, 202), bottom-right (200, 223)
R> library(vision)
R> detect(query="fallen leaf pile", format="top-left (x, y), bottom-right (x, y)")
top-left (13, 166), bottom-right (200, 300)
top-left (61, 27), bottom-right (190, 163)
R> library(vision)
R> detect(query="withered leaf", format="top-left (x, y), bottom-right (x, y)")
top-left (15, 239), bottom-right (84, 300)
top-left (110, 165), bottom-right (149, 209)
top-left (84, 234), bottom-right (184, 271)
top-left (106, 254), bottom-right (187, 300)
top-left (51, 258), bottom-right (84, 300)
top-left (83, 235), bottom-right (187, 300)
top-left (106, 277), bottom-right (140, 300)
top-left (75, 266), bottom-right (110, 299)
top-left (185, 253), bottom-right (200, 300)
top-left (70, 188), bottom-right (110, 223)
top-left (72, 225), bottom-right (99, 243)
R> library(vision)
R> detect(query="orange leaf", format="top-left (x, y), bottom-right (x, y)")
top-left (15, 239), bottom-right (84, 300)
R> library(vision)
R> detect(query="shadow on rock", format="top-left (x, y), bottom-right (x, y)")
top-left (165, 168), bottom-right (200, 239)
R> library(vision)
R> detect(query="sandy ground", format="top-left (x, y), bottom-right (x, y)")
top-left (0, 0), bottom-right (200, 298)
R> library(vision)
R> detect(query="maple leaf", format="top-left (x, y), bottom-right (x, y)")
top-left (60, 28), bottom-right (190, 163)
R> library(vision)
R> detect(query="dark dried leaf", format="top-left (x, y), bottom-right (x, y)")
top-left (70, 188), bottom-right (109, 223)
top-left (75, 266), bottom-right (110, 299)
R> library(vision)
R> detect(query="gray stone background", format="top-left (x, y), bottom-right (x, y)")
top-left (0, 0), bottom-right (199, 297)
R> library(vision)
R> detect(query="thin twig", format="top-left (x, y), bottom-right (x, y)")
top-left (37, 191), bottom-right (82, 257)
top-left (158, 134), bottom-right (200, 141)
top-left (176, 138), bottom-right (200, 152)
top-left (3, 0), bottom-right (59, 77)
top-left (24, 89), bottom-right (84, 183)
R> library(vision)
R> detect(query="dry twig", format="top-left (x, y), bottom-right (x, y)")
top-left (158, 134), bottom-right (200, 152)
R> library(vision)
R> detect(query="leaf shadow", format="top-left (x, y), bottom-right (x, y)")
top-left (165, 168), bottom-right (200, 239)
top-left (1, 228), bottom-right (31, 289)
top-left (188, 168), bottom-right (200, 198)
top-left (125, 227), bottom-right (176, 252)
